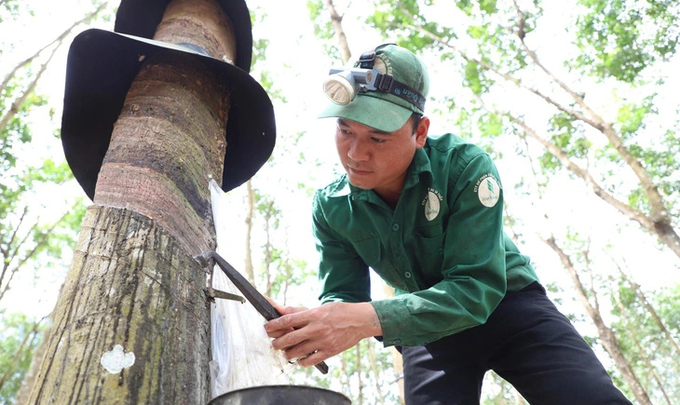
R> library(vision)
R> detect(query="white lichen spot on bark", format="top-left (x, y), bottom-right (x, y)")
top-left (100, 345), bottom-right (135, 374)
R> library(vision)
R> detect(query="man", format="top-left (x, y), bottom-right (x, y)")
top-left (265, 43), bottom-right (631, 404)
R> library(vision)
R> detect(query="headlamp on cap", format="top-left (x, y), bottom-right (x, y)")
top-left (322, 47), bottom-right (426, 111)
top-left (322, 67), bottom-right (378, 105)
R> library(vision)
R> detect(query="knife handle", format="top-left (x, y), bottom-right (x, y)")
top-left (198, 251), bottom-right (330, 375)
top-left (294, 352), bottom-right (328, 374)
top-left (314, 361), bottom-right (329, 374)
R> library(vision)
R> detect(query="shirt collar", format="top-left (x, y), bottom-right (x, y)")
top-left (404, 146), bottom-right (432, 190)
top-left (327, 177), bottom-right (351, 197)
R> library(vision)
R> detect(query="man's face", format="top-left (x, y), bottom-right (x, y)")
top-left (334, 116), bottom-right (429, 203)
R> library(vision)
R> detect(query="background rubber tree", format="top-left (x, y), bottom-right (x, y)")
top-left (0, 1), bottom-right (109, 403)
top-left (514, 122), bottom-right (654, 403)
top-left (609, 272), bottom-right (680, 404)
top-left (366, 0), bottom-right (679, 258)
top-left (308, 0), bottom-right (679, 403)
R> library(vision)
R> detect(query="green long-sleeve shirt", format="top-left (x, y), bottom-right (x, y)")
top-left (312, 133), bottom-right (539, 347)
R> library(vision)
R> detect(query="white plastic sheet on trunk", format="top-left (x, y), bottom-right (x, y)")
top-left (208, 179), bottom-right (289, 399)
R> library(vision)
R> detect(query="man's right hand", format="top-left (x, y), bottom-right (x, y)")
top-left (264, 301), bottom-right (382, 367)
top-left (263, 297), bottom-right (307, 338)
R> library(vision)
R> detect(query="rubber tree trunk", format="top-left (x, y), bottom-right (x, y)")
top-left (27, 0), bottom-right (238, 403)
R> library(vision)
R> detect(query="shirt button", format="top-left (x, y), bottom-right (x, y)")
top-left (392, 223), bottom-right (399, 231)
top-left (394, 339), bottom-right (402, 345)
top-left (404, 272), bottom-right (412, 278)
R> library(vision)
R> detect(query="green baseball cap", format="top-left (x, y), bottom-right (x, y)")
top-left (319, 43), bottom-right (429, 132)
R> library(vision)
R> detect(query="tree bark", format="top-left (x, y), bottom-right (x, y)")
top-left (94, 0), bottom-right (236, 254)
top-left (27, 206), bottom-right (211, 404)
top-left (93, 49), bottom-right (227, 254)
top-left (28, 0), bottom-right (240, 403)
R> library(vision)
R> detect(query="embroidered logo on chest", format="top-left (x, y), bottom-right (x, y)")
top-left (421, 188), bottom-right (443, 221)
top-left (474, 174), bottom-right (501, 207)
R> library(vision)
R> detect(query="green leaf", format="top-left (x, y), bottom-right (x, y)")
top-left (477, 112), bottom-right (504, 137)
top-left (0, 313), bottom-right (46, 403)
top-left (616, 95), bottom-right (656, 139)
top-left (573, 0), bottom-right (680, 82)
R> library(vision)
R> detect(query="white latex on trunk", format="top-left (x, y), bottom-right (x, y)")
top-left (208, 179), bottom-right (289, 399)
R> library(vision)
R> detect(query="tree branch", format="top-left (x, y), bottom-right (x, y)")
top-left (0, 44), bottom-right (57, 134)
top-left (480, 100), bottom-right (654, 230)
top-left (0, 317), bottom-right (44, 391)
top-left (506, 1), bottom-right (678, 251)
top-left (404, 8), bottom-right (679, 256)
top-left (508, 113), bottom-right (680, 256)
top-left (0, 266), bottom-right (19, 302)
top-left (614, 257), bottom-right (680, 359)
top-left (515, 98), bottom-right (651, 401)
top-left (323, 0), bottom-right (352, 64)
top-left (0, 207), bottom-right (28, 291)
top-left (612, 289), bottom-right (673, 405)
top-left (582, 242), bottom-right (600, 313)
top-left (542, 236), bottom-right (596, 316)
top-left (1, 2), bottom-right (110, 133)
top-left (0, 2), bottom-right (108, 94)
top-left (0, 210), bottom-right (70, 303)
top-left (540, 235), bottom-right (653, 405)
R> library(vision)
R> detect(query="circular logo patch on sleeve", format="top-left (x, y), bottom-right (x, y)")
top-left (474, 174), bottom-right (501, 207)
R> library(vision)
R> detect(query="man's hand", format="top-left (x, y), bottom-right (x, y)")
top-left (264, 302), bottom-right (382, 367)
top-left (263, 298), bottom-right (307, 338)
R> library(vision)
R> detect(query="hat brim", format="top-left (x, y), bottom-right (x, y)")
top-left (114, 0), bottom-right (253, 72)
top-left (61, 29), bottom-right (275, 200)
top-left (318, 94), bottom-right (413, 133)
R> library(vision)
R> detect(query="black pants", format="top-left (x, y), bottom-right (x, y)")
top-left (400, 282), bottom-right (632, 405)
